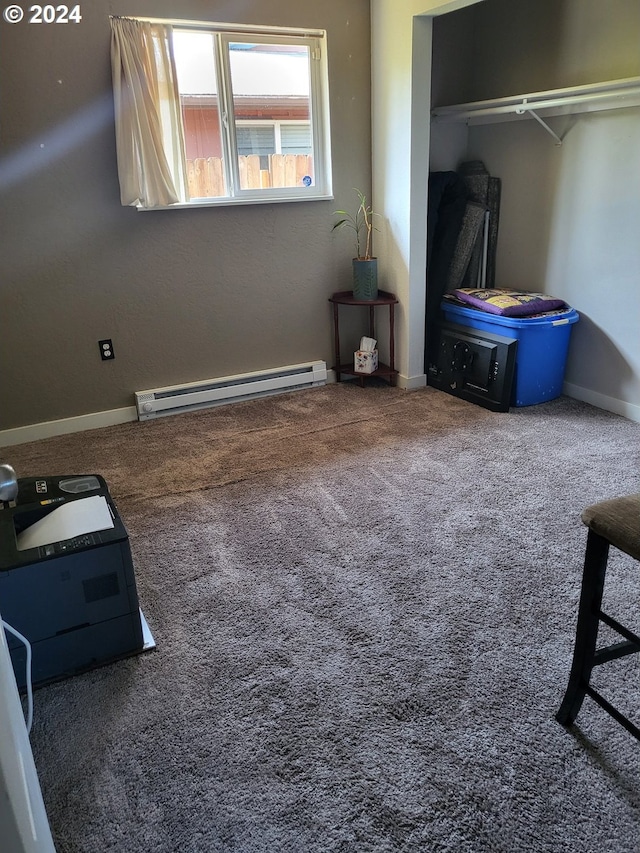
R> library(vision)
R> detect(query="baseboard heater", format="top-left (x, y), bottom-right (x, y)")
top-left (135, 360), bottom-right (327, 421)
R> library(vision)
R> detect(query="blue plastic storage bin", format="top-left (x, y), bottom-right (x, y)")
top-left (440, 301), bottom-right (579, 407)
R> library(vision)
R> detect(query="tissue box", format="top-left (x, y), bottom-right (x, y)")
top-left (354, 349), bottom-right (379, 374)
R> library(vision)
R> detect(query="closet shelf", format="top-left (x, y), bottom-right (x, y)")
top-left (431, 77), bottom-right (640, 127)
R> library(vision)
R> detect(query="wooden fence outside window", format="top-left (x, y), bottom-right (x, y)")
top-left (186, 153), bottom-right (314, 198)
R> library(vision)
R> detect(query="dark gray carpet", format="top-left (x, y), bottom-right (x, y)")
top-left (6, 385), bottom-right (640, 852)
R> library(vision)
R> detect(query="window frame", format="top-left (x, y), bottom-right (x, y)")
top-left (137, 18), bottom-right (332, 210)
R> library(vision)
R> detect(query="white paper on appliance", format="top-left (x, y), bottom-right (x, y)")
top-left (16, 496), bottom-right (114, 551)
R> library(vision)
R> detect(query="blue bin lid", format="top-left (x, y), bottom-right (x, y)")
top-left (441, 301), bottom-right (579, 328)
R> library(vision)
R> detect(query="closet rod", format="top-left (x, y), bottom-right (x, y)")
top-left (432, 81), bottom-right (640, 122)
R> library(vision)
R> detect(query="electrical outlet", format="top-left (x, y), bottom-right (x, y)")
top-left (99, 339), bottom-right (115, 360)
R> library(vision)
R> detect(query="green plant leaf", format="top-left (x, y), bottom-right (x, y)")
top-left (331, 188), bottom-right (377, 259)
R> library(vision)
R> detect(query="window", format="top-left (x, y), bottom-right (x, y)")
top-left (110, 18), bottom-right (332, 209)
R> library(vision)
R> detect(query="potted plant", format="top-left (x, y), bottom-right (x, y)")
top-left (332, 188), bottom-right (380, 300)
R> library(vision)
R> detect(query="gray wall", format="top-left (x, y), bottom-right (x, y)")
top-left (430, 0), bottom-right (640, 416)
top-left (0, 0), bottom-right (372, 430)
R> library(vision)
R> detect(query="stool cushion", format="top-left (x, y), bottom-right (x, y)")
top-left (582, 494), bottom-right (640, 561)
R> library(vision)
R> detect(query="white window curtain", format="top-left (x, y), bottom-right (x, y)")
top-left (110, 17), bottom-right (188, 208)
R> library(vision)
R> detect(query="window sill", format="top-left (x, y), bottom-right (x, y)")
top-left (136, 192), bottom-right (334, 211)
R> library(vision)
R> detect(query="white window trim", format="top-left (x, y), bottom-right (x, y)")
top-left (132, 18), bottom-right (333, 210)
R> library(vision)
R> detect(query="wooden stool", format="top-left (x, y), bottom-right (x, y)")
top-left (556, 494), bottom-right (640, 739)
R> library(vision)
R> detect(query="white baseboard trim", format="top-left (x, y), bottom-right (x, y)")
top-left (397, 373), bottom-right (427, 391)
top-left (5, 380), bottom-right (631, 448)
top-left (563, 382), bottom-right (640, 423)
top-left (0, 407), bottom-right (138, 448)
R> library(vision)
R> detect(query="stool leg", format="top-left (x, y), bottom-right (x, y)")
top-left (556, 530), bottom-right (610, 727)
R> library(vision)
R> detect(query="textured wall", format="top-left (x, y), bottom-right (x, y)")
top-left (432, 0), bottom-right (640, 103)
top-left (0, 0), bottom-right (372, 429)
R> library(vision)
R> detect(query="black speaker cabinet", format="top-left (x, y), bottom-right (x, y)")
top-left (427, 321), bottom-right (517, 412)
